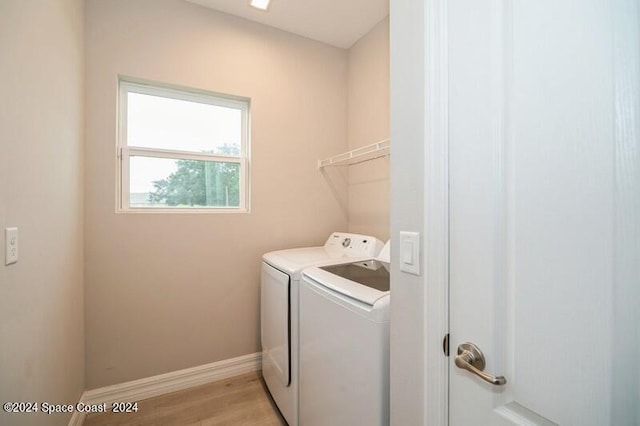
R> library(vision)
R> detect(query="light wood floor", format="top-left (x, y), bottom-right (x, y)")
top-left (84, 371), bottom-right (287, 426)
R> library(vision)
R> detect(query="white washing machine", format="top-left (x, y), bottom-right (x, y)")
top-left (261, 233), bottom-right (384, 426)
top-left (299, 242), bottom-right (390, 426)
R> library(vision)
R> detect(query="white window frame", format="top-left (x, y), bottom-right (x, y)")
top-left (117, 78), bottom-right (250, 213)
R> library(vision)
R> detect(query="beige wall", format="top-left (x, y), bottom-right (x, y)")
top-left (85, 0), bottom-right (349, 388)
top-left (347, 18), bottom-right (390, 241)
top-left (0, 0), bottom-right (85, 425)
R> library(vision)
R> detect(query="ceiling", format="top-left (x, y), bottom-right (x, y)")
top-left (184, 0), bottom-right (389, 49)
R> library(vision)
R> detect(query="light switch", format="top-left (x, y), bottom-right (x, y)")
top-left (5, 227), bottom-right (18, 265)
top-left (399, 231), bottom-right (420, 275)
top-left (402, 241), bottom-right (414, 264)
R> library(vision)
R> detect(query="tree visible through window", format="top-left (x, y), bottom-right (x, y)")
top-left (150, 145), bottom-right (240, 207)
top-left (118, 79), bottom-right (250, 211)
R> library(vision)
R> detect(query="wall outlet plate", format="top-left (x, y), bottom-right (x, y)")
top-left (5, 227), bottom-right (18, 265)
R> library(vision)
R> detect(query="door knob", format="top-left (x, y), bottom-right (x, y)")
top-left (455, 342), bottom-right (507, 386)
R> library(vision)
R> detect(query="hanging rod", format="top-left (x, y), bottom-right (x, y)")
top-left (318, 139), bottom-right (390, 169)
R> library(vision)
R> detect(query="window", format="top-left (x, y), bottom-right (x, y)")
top-left (118, 79), bottom-right (250, 212)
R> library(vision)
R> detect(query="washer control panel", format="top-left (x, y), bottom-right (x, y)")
top-left (325, 232), bottom-right (384, 258)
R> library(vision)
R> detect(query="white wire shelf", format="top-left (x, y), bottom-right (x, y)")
top-left (318, 139), bottom-right (390, 168)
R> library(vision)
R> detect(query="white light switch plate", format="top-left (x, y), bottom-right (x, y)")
top-left (5, 227), bottom-right (18, 265)
top-left (399, 231), bottom-right (420, 275)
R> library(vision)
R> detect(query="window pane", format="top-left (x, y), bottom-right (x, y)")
top-left (127, 92), bottom-right (242, 155)
top-left (129, 156), bottom-right (240, 208)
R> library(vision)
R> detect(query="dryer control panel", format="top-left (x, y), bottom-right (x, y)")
top-left (324, 232), bottom-right (384, 259)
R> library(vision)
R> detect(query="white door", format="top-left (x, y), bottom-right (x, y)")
top-left (448, 0), bottom-right (639, 425)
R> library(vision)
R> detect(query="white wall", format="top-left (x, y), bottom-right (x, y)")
top-left (84, 0), bottom-right (349, 388)
top-left (347, 18), bottom-right (390, 241)
top-left (389, 0), bottom-right (428, 424)
top-left (0, 0), bottom-right (85, 424)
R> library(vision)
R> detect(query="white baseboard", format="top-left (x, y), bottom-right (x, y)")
top-left (70, 352), bottom-right (261, 425)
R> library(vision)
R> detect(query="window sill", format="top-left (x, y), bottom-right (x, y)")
top-left (117, 207), bottom-right (250, 214)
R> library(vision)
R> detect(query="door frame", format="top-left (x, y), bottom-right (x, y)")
top-left (423, 0), bottom-right (449, 425)
top-left (389, 0), bottom-right (450, 424)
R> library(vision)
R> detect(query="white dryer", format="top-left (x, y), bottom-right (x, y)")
top-left (261, 233), bottom-right (383, 426)
top-left (299, 242), bottom-right (391, 426)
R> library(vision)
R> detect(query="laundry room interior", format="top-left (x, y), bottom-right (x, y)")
top-left (3, 0), bottom-right (397, 424)
top-left (84, 0), bottom-right (390, 391)
top-left (3, 0), bottom-right (638, 425)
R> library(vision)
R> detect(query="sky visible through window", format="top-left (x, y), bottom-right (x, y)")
top-left (127, 92), bottom-right (241, 193)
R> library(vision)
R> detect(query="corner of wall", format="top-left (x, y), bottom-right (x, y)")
top-left (346, 17), bottom-right (391, 242)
